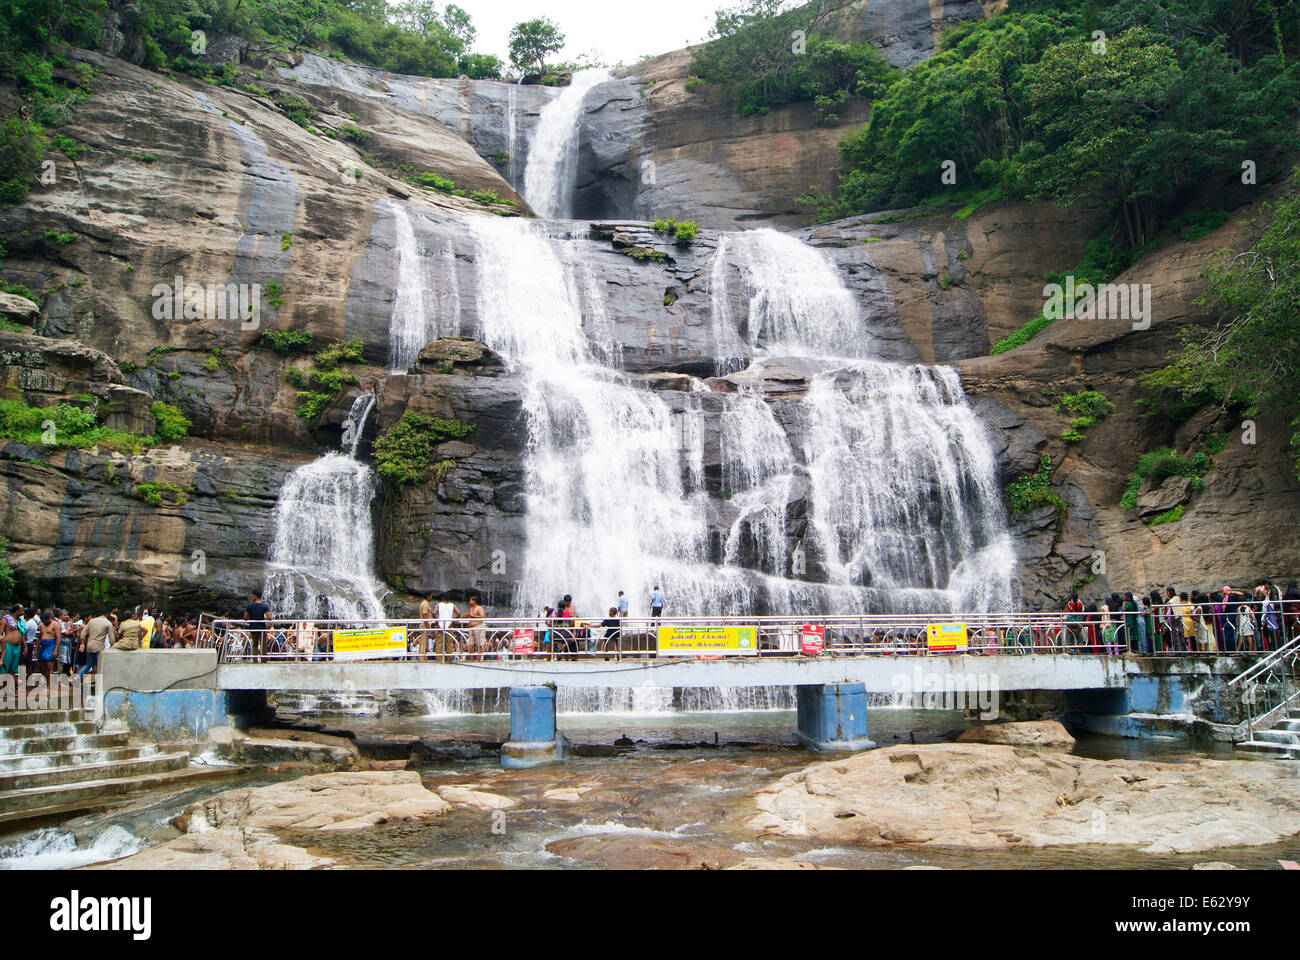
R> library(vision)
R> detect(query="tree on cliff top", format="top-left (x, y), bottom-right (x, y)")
top-left (509, 17), bottom-right (565, 77)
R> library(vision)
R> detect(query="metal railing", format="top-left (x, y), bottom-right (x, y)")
top-left (189, 603), bottom-right (1299, 665)
top-left (1229, 632), bottom-right (1300, 738)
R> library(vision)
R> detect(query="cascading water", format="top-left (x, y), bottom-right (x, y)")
top-left (710, 230), bottom-right (1016, 614)
top-left (801, 363), bottom-right (1015, 612)
top-left (464, 216), bottom-right (1013, 620)
top-left (386, 199), bottom-right (459, 373)
top-left (711, 229), bottom-right (885, 366)
top-left (467, 215), bottom-right (765, 618)
top-left (263, 395), bottom-right (387, 620)
top-left (521, 68), bottom-right (611, 219)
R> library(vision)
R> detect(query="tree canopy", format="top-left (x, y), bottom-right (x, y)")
top-left (508, 17), bottom-right (565, 77)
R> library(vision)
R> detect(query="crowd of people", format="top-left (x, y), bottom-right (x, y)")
top-left (1063, 580), bottom-right (1300, 654)
top-left (3, 580), bottom-right (1297, 673)
top-left (0, 603), bottom-right (205, 683)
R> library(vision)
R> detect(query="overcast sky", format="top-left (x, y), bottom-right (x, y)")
top-left (447, 0), bottom-right (720, 67)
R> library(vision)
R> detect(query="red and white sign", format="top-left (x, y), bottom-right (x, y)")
top-left (513, 629), bottom-right (535, 656)
top-left (801, 624), bottom-right (825, 656)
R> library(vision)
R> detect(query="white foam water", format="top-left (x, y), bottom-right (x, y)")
top-left (0, 825), bottom-right (145, 870)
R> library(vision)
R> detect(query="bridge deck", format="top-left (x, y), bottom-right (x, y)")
top-left (216, 654), bottom-right (1127, 693)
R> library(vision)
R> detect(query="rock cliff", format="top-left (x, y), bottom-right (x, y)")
top-left (1, 24), bottom-right (1295, 615)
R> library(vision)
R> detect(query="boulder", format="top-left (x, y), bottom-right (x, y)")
top-left (96, 771), bottom-right (452, 869)
top-left (749, 743), bottom-right (1300, 853)
top-left (415, 338), bottom-right (504, 372)
top-left (1136, 476), bottom-right (1194, 518)
top-left (0, 292), bottom-right (38, 320)
top-left (956, 720), bottom-right (1076, 749)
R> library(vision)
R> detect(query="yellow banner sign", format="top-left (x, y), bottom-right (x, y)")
top-left (657, 625), bottom-right (758, 658)
top-left (927, 623), bottom-right (968, 653)
top-left (333, 626), bottom-right (408, 662)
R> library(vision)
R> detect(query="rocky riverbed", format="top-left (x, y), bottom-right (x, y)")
top-left (56, 719), bottom-right (1299, 870)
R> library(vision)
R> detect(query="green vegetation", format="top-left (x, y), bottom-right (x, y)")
top-left (373, 411), bottom-right (475, 485)
top-left (622, 246), bottom-right (671, 264)
top-left (280, 232), bottom-right (293, 251)
top-left (285, 338), bottom-right (365, 420)
top-left (53, 134), bottom-right (82, 160)
top-left (1120, 447), bottom-right (1212, 510)
top-left (1058, 390), bottom-right (1114, 445)
top-left (339, 124), bottom-right (369, 144)
top-left (0, 398), bottom-right (183, 453)
top-left (135, 482), bottom-right (192, 506)
top-left (0, 117), bottom-right (47, 204)
top-left (469, 189), bottom-right (515, 207)
top-left (802, 1), bottom-right (1300, 252)
top-left (1148, 505), bottom-right (1184, 527)
top-left (0, 537), bottom-right (13, 605)
top-left (43, 230), bottom-right (74, 245)
top-left (406, 171), bottom-right (456, 193)
top-left (0, 280), bottom-right (40, 304)
top-left (1006, 454), bottom-right (1067, 519)
top-left (257, 329), bottom-right (314, 355)
top-left (1143, 169), bottom-right (1300, 479)
top-left (127, 153), bottom-right (158, 163)
top-left (690, 1), bottom-right (896, 118)
top-left (151, 401), bottom-right (191, 441)
top-left (263, 281), bottom-right (284, 309)
top-left (653, 219), bottom-right (700, 247)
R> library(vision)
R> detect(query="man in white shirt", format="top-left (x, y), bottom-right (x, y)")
top-left (435, 597), bottom-right (461, 658)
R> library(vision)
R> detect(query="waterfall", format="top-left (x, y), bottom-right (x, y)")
top-left (711, 229), bottom-right (883, 366)
top-left (801, 363), bottom-right (1014, 612)
top-left (464, 216), bottom-right (1013, 618)
top-left (263, 395), bottom-right (386, 620)
top-left (521, 68), bottom-right (610, 219)
top-left (467, 216), bottom-right (761, 618)
top-left (712, 229), bottom-right (1016, 614)
top-left (386, 199), bottom-right (460, 373)
top-left (506, 82), bottom-right (519, 188)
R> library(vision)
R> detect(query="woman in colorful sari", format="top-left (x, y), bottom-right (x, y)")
top-left (1, 607), bottom-right (22, 675)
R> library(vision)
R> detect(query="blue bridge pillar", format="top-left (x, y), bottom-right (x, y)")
top-left (502, 686), bottom-right (563, 769)
top-left (795, 683), bottom-right (876, 752)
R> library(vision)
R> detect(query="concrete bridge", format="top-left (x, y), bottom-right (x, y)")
top-left (100, 644), bottom-right (1265, 767)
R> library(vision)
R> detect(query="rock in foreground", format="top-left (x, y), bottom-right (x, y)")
top-left (749, 744), bottom-right (1300, 854)
top-left (95, 771), bottom-right (451, 869)
top-left (956, 720), bottom-right (1076, 749)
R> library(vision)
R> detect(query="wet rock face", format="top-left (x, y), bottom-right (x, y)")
top-left (272, 3), bottom-right (990, 230)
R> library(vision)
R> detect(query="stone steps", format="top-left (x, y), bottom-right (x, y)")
top-left (0, 706), bottom-right (238, 830)
top-left (0, 752), bottom-right (191, 795)
top-left (0, 744), bottom-right (160, 772)
top-left (1237, 739), bottom-right (1300, 760)
top-left (0, 765), bottom-right (248, 829)
top-left (0, 720), bottom-right (98, 740)
top-left (0, 709), bottom-right (88, 727)
top-left (1238, 705), bottom-right (1300, 760)
top-left (0, 731), bottom-right (129, 756)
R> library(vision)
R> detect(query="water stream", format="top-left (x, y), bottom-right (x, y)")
top-left (263, 395), bottom-right (386, 620)
top-left (521, 68), bottom-right (611, 219)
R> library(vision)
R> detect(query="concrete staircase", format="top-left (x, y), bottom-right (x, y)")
top-left (0, 707), bottom-right (214, 828)
top-left (1237, 709), bottom-right (1300, 760)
